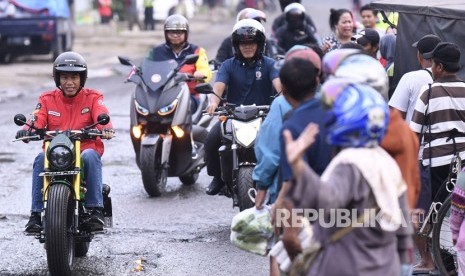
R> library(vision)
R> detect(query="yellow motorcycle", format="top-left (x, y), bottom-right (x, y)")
top-left (13, 113), bottom-right (112, 276)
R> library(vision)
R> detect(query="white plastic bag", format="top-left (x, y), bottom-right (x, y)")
top-left (269, 217), bottom-right (314, 273)
top-left (230, 206), bottom-right (273, 256)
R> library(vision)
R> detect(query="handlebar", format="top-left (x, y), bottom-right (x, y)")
top-left (202, 105), bottom-right (270, 117)
top-left (12, 129), bottom-right (113, 142)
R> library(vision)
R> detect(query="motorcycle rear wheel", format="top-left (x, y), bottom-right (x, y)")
top-left (45, 184), bottom-right (75, 276)
top-left (237, 166), bottom-right (255, 211)
top-left (140, 143), bottom-right (167, 197)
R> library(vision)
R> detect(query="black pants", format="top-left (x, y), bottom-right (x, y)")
top-left (144, 7), bottom-right (155, 30)
top-left (205, 121), bottom-right (222, 179)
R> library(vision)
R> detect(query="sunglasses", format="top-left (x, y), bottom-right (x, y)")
top-left (166, 30), bottom-right (185, 35)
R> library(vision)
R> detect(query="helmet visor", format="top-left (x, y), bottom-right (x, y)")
top-left (234, 27), bottom-right (260, 44)
top-left (55, 63), bottom-right (87, 72)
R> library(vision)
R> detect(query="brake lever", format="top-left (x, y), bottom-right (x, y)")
top-left (12, 135), bottom-right (42, 142)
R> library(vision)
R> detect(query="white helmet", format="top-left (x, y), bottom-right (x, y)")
top-left (231, 19), bottom-right (266, 63)
top-left (232, 18), bottom-right (265, 36)
top-left (236, 8), bottom-right (255, 22)
top-left (284, 2), bottom-right (306, 13)
top-left (322, 49), bottom-right (389, 101)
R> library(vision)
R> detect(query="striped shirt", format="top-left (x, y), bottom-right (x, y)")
top-left (410, 76), bottom-right (465, 167)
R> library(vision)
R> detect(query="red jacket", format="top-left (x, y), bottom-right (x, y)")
top-left (31, 88), bottom-right (113, 156)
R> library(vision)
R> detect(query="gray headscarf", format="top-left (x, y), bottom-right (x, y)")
top-left (380, 34), bottom-right (396, 69)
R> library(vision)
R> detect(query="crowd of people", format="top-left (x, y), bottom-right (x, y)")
top-left (17, 0), bottom-right (465, 275)
top-left (203, 0), bottom-right (465, 275)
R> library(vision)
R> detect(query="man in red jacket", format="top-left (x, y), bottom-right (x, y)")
top-left (16, 52), bottom-right (115, 233)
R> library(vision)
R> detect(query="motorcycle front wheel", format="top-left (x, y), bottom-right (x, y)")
top-left (45, 184), bottom-right (75, 276)
top-left (75, 242), bottom-right (90, 257)
top-left (179, 171), bottom-right (199, 185)
top-left (140, 143), bottom-right (167, 197)
top-left (237, 166), bottom-right (255, 211)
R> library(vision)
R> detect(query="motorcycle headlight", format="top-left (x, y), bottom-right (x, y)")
top-left (47, 134), bottom-right (75, 170)
top-left (135, 99), bottom-right (149, 116)
top-left (231, 118), bottom-right (262, 148)
top-left (158, 99), bottom-right (178, 116)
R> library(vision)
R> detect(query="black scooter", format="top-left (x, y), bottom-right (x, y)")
top-left (119, 54), bottom-right (208, 197)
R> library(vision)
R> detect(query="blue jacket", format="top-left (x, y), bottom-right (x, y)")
top-left (280, 97), bottom-right (333, 182)
top-left (252, 95), bottom-right (292, 203)
top-left (216, 56), bottom-right (279, 106)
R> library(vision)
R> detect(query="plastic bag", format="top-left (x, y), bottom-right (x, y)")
top-left (230, 206), bottom-right (273, 256)
top-left (269, 217), bottom-right (314, 274)
top-left (230, 231), bottom-right (269, 256)
top-left (231, 206), bottom-right (273, 236)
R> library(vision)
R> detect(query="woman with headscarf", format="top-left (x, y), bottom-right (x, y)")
top-left (379, 33), bottom-right (397, 97)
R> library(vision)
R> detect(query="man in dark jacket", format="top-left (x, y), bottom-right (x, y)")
top-left (273, 3), bottom-right (319, 55)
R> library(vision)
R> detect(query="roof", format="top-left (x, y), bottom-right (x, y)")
top-left (371, 0), bottom-right (465, 20)
top-left (371, 0), bottom-right (465, 86)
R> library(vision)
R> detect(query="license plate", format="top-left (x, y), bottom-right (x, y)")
top-left (7, 36), bottom-right (30, 45)
top-left (39, 170), bottom-right (80, 176)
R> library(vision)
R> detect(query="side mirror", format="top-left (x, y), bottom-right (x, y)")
top-left (118, 56), bottom-right (135, 67)
top-left (14, 114), bottom-right (27, 126)
top-left (97, 114), bottom-right (110, 126)
top-left (194, 83), bottom-right (214, 94)
top-left (182, 54), bottom-right (199, 66)
top-left (209, 59), bottom-right (220, 71)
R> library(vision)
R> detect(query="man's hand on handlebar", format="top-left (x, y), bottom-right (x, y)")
top-left (15, 129), bottom-right (31, 143)
top-left (193, 71), bottom-right (206, 79)
top-left (102, 128), bottom-right (115, 139)
top-left (205, 102), bottom-right (219, 115)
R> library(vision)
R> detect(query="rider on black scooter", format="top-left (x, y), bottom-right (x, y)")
top-left (204, 19), bottom-right (282, 195)
top-left (148, 14), bottom-right (212, 159)
top-left (147, 14), bottom-right (212, 113)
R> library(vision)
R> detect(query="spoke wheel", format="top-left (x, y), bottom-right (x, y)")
top-left (432, 197), bottom-right (457, 275)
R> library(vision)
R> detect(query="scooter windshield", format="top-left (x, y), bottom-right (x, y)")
top-left (140, 59), bottom-right (178, 93)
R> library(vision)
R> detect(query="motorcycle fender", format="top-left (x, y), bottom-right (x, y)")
top-left (141, 134), bottom-right (161, 145)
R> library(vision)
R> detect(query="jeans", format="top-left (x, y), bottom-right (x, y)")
top-left (31, 149), bottom-right (103, 212)
top-left (190, 94), bottom-right (199, 114)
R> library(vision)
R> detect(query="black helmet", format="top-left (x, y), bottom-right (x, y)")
top-left (53, 51), bottom-right (87, 89)
top-left (285, 3), bottom-right (306, 29)
top-left (279, 0), bottom-right (301, 12)
top-left (231, 19), bottom-right (266, 62)
top-left (164, 14), bottom-right (189, 44)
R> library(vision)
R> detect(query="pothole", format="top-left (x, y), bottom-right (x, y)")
top-left (0, 152), bottom-right (15, 163)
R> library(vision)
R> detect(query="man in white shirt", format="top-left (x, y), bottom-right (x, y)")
top-left (388, 34), bottom-right (441, 123)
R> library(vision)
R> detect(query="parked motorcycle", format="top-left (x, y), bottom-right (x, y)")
top-left (118, 54), bottom-right (208, 197)
top-left (196, 83), bottom-right (270, 211)
top-left (13, 113), bottom-right (113, 276)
